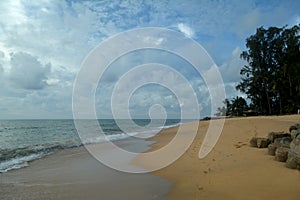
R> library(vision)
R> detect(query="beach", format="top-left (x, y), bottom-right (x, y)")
top-left (0, 137), bottom-right (172, 200)
top-left (137, 115), bottom-right (300, 200)
top-left (1, 115), bottom-right (300, 199)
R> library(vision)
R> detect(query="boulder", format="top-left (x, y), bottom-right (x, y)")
top-left (268, 143), bottom-right (277, 155)
top-left (290, 135), bottom-right (300, 154)
top-left (268, 143), bottom-right (290, 156)
top-left (286, 134), bottom-right (300, 170)
top-left (275, 147), bottom-right (289, 162)
top-left (289, 124), bottom-right (300, 133)
top-left (289, 125), bottom-right (298, 133)
top-left (268, 132), bottom-right (290, 143)
top-left (250, 137), bottom-right (258, 147)
top-left (268, 143), bottom-right (278, 156)
top-left (286, 150), bottom-right (300, 169)
top-left (256, 138), bottom-right (270, 148)
top-left (291, 129), bottom-right (300, 140)
top-left (274, 136), bottom-right (292, 145)
top-left (250, 137), bottom-right (270, 148)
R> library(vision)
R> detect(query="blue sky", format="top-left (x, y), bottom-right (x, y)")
top-left (0, 0), bottom-right (299, 119)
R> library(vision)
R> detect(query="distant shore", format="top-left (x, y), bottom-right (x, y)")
top-left (135, 115), bottom-right (300, 200)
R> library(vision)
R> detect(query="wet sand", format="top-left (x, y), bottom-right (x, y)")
top-left (0, 139), bottom-right (172, 200)
top-left (136, 115), bottom-right (300, 200)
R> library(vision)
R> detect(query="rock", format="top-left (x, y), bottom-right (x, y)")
top-left (286, 150), bottom-right (300, 169)
top-left (291, 129), bottom-right (300, 140)
top-left (289, 124), bottom-right (300, 133)
top-left (274, 136), bottom-right (292, 145)
top-left (275, 147), bottom-right (289, 162)
top-left (268, 143), bottom-right (278, 156)
top-left (250, 137), bottom-right (258, 147)
top-left (286, 134), bottom-right (300, 170)
top-left (268, 143), bottom-right (289, 156)
top-left (256, 138), bottom-right (270, 148)
top-left (290, 135), bottom-right (300, 154)
top-left (250, 137), bottom-right (270, 148)
top-left (289, 125), bottom-right (298, 133)
top-left (268, 132), bottom-right (290, 143)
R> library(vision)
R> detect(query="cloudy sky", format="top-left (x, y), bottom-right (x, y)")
top-left (0, 0), bottom-right (299, 119)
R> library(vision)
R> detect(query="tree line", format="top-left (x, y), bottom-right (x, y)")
top-left (216, 24), bottom-right (300, 116)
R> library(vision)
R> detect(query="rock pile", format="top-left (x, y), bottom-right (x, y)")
top-left (250, 124), bottom-right (300, 170)
top-left (286, 125), bottom-right (300, 169)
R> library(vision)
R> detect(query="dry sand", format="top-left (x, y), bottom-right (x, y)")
top-left (136, 115), bottom-right (300, 200)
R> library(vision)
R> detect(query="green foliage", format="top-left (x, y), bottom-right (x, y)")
top-left (215, 97), bottom-right (248, 117)
top-left (231, 96), bottom-right (248, 116)
top-left (236, 25), bottom-right (300, 115)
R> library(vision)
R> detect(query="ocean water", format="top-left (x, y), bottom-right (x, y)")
top-left (0, 119), bottom-right (180, 173)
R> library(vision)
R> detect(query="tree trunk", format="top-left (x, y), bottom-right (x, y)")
top-left (288, 74), bottom-right (293, 97)
top-left (279, 92), bottom-right (282, 115)
top-left (263, 80), bottom-right (272, 115)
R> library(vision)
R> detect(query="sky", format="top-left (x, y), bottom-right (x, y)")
top-left (0, 0), bottom-right (299, 119)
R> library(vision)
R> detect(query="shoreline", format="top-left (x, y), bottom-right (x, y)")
top-left (135, 115), bottom-right (300, 200)
top-left (1, 115), bottom-right (300, 199)
top-left (0, 136), bottom-right (172, 200)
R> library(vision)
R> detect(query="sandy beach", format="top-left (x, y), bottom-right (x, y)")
top-left (0, 138), bottom-right (172, 200)
top-left (1, 115), bottom-right (300, 199)
top-left (136, 115), bottom-right (300, 200)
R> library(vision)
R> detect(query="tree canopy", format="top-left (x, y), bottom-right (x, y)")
top-left (215, 97), bottom-right (248, 117)
top-left (236, 25), bottom-right (300, 115)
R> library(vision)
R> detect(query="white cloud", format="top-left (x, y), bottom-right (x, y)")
top-left (224, 83), bottom-right (246, 100)
top-left (218, 47), bottom-right (249, 100)
top-left (9, 52), bottom-right (51, 90)
top-left (0, 0), bottom-right (101, 72)
top-left (0, 51), bottom-right (4, 58)
top-left (177, 23), bottom-right (194, 38)
top-left (219, 47), bottom-right (246, 83)
top-left (143, 37), bottom-right (164, 45)
top-left (0, 0), bottom-right (28, 26)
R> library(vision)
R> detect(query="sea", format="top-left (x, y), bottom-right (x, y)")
top-left (0, 119), bottom-right (181, 173)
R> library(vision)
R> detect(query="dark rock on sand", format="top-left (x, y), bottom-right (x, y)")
top-left (268, 132), bottom-right (290, 143)
top-left (268, 143), bottom-right (290, 156)
top-left (274, 136), bottom-right (292, 145)
top-left (249, 123), bottom-right (300, 170)
top-left (257, 138), bottom-right (270, 148)
top-left (250, 137), bottom-right (258, 147)
top-left (250, 137), bottom-right (270, 148)
top-left (268, 143), bottom-right (277, 155)
top-left (289, 124), bottom-right (300, 132)
top-left (286, 150), bottom-right (300, 169)
top-left (289, 125), bottom-right (298, 133)
top-left (286, 134), bottom-right (300, 169)
top-left (291, 129), bottom-right (300, 140)
top-left (290, 135), bottom-right (300, 153)
top-left (268, 137), bottom-right (291, 156)
top-left (275, 147), bottom-right (289, 162)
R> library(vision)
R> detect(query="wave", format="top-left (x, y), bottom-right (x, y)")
top-left (0, 142), bottom-right (81, 173)
top-left (82, 132), bottom-right (130, 145)
top-left (158, 122), bottom-right (181, 130)
top-left (0, 132), bottom-right (132, 173)
top-left (0, 121), bottom-right (180, 173)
